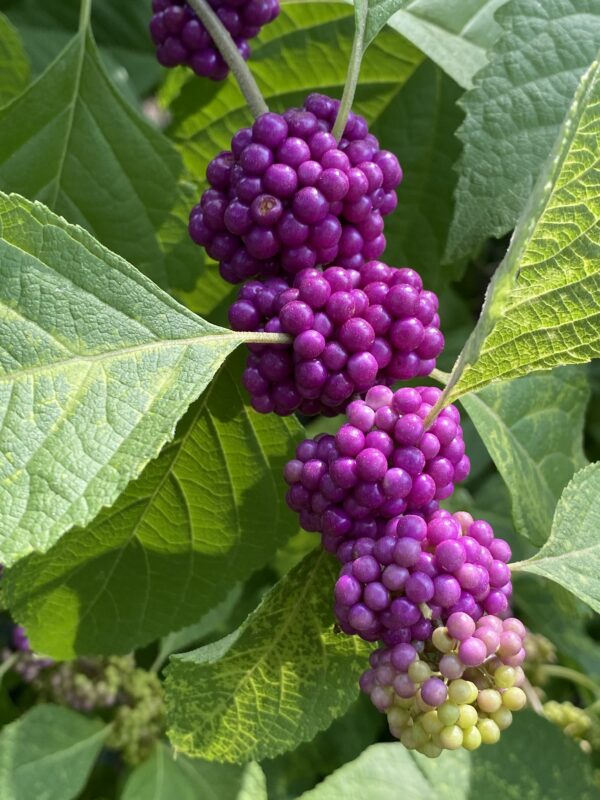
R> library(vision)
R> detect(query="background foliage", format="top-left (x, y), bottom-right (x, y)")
top-left (0, 0), bottom-right (599, 797)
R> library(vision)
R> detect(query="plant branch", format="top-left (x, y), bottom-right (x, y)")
top-left (538, 665), bottom-right (600, 697)
top-left (79, 0), bottom-right (92, 29)
top-left (187, 0), bottom-right (268, 118)
top-left (332, 1), bottom-right (367, 140)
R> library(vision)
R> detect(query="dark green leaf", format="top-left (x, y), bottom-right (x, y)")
top-left (166, 549), bottom-right (372, 762)
top-left (299, 711), bottom-right (598, 799)
top-left (6, 354), bottom-right (301, 655)
top-left (442, 57), bottom-right (600, 402)
top-left (121, 744), bottom-right (244, 800)
top-left (0, 12), bottom-right (29, 106)
top-left (448, 0), bottom-right (600, 258)
top-left (0, 705), bottom-right (107, 800)
top-left (461, 367), bottom-right (589, 545)
top-left (372, 59), bottom-right (465, 290)
top-left (386, 0), bottom-right (508, 89)
top-left (1, 0), bottom-right (160, 99)
top-left (0, 20), bottom-right (197, 289)
top-left (513, 463), bottom-right (600, 614)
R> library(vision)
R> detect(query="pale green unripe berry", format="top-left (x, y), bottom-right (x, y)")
top-left (388, 707), bottom-right (410, 729)
top-left (412, 722), bottom-right (430, 747)
top-left (478, 718), bottom-right (501, 744)
top-left (437, 701), bottom-right (460, 726)
top-left (491, 707), bottom-right (513, 730)
top-left (458, 703), bottom-right (478, 729)
top-left (432, 627), bottom-right (455, 653)
top-left (408, 660), bottom-right (431, 684)
top-left (439, 724), bottom-right (463, 750)
top-left (449, 679), bottom-right (478, 705)
top-left (400, 727), bottom-right (417, 750)
top-left (494, 665), bottom-right (516, 689)
top-left (419, 741), bottom-right (443, 759)
top-left (502, 687), bottom-right (527, 711)
top-left (421, 710), bottom-right (443, 735)
top-left (477, 689), bottom-right (503, 713)
top-left (462, 725), bottom-right (482, 751)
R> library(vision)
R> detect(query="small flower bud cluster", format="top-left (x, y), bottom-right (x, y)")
top-left (229, 265), bottom-right (444, 415)
top-left (360, 613), bottom-right (527, 755)
top-left (150, 0), bottom-right (279, 80)
top-left (190, 96), bottom-right (401, 283)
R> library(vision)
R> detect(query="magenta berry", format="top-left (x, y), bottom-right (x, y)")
top-left (230, 269), bottom-right (443, 415)
top-left (189, 96), bottom-right (402, 282)
top-left (150, 0), bottom-right (279, 80)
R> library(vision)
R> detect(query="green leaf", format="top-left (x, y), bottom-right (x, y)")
top-left (448, 0), bottom-right (600, 259)
top-left (0, 13), bottom-right (29, 106)
top-left (386, 0), bottom-right (508, 89)
top-left (0, 705), bottom-right (107, 800)
top-left (165, 3), bottom-right (422, 176)
top-left (461, 367), bottom-right (589, 545)
top-left (165, 549), bottom-right (371, 763)
top-left (0, 192), bottom-right (248, 566)
top-left (515, 574), bottom-right (600, 680)
top-left (372, 59), bottom-right (465, 290)
top-left (121, 744), bottom-right (244, 800)
top-left (2, 0), bottom-right (160, 99)
top-left (363, 0), bottom-right (408, 49)
top-left (297, 742), bottom-right (443, 799)
top-left (441, 57), bottom-right (600, 403)
top-left (0, 20), bottom-right (197, 289)
top-left (513, 463), bottom-right (600, 613)
top-left (154, 585), bottom-right (244, 670)
top-left (6, 353), bottom-right (301, 655)
top-left (299, 711), bottom-right (598, 799)
top-left (264, 695), bottom-right (385, 800)
top-left (237, 763), bottom-right (268, 800)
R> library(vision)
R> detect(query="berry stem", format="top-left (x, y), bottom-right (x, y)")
top-left (430, 368), bottom-right (450, 385)
top-left (240, 331), bottom-right (292, 345)
top-left (538, 665), bottom-right (600, 697)
top-left (521, 675), bottom-right (545, 714)
top-left (332, 1), bottom-right (368, 141)
top-left (187, 0), bottom-right (268, 118)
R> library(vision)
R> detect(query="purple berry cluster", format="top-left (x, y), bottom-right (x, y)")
top-left (229, 264), bottom-right (444, 415)
top-left (284, 386), bottom-right (469, 550)
top-left (189, 95), bottom-right (402, 283)
top-left (175, 73), bottom-right (525, 757)
top-left (360, 614), bottom-right (527, 754)
top-left (333, 507), bottom-right (513, 647)
top-left (150, 0), bottom-right (279, 80)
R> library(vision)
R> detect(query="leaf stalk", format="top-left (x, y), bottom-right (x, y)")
top-left (332, 1), bottom-right (367, 140)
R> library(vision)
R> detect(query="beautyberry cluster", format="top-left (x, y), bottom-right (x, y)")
top-left (360, 613), bottom-right (527, 755)
top-left (189, 96), bottom-right (401, 283)
top-left (284, 386), bottom-right (469, 550)
top-left (150, 0), bottom-right (279, 80)
top-left (1, 628), bottom-right (165, 766)
top-left (333, 507), bottom-right (513, 646)
top-left (229, 265), bottom-right (444, 415)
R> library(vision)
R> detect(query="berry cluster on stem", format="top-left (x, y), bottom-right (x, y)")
top-left (150, 4), bottom-right (528, 756)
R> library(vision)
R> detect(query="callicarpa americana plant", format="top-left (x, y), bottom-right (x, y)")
top-left (0, 0), bottom-right (598, 797)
